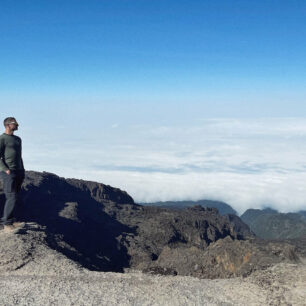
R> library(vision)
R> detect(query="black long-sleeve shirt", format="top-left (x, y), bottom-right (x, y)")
top-left (0, 133), bottom-right (24, 171)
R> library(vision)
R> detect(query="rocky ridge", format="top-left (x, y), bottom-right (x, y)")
top-left (141, 199), bottom-right (237, 215)
top-left (0, 171), bottom-right (304, 279)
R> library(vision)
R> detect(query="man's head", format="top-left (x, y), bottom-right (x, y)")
top-left (3, 117), bottom-right (19, 134)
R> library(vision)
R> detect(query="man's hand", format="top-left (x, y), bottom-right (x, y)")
top-left (5, 169), bottom-right (10, 175)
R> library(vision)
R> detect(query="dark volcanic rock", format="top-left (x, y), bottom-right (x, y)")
top-left (0, 171), bottom-right (304, 279)
top-left (284, 235), bottom-right (306, 258)
top-left (147, 237), bottom-right (299, 279)
top-left (223, 214), bottom-right (254, 239)
top-left (65, 177), bottom-right (134, 204)
top-left (141, 199), bottom-right (237, 215)
top-left (1, 171), bottom-right (136, 272)
top-left (2, 171), bottom-right (248, 273)
top-left (114, 205), bottom-right (253, 270)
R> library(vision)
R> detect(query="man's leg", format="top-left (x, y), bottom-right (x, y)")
top-left (13, 170), bottom-right (25, 225)
top-left (2, 193), bottom-right (18, 224)
top-left (0, 172), bottom-right (18, 225)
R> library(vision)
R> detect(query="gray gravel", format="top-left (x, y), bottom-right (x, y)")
top-left (1, 265), bottom-right (306, 306)
top-left (0, 223), bottom-right (305, 305)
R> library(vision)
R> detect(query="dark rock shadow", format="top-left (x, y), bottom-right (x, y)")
top-left (11, 172), bottom-right (136, 272)
top-left (1, 171), bottom-right (263, 278)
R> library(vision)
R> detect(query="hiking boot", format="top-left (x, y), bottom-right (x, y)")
top-left (3, 224), bottom-right (17, 233)
top-left (12, 222), bottom-right (25, 228)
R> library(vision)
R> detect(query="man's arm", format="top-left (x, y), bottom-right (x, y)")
top-left (20, 138), bottom-right (24, 170)
top-left (0, 137), bottom-right (9, 172)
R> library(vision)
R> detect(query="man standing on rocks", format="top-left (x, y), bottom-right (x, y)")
top-left (0, 117), bottom-right (25, 232)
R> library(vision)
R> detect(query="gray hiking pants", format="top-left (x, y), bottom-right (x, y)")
top-left (0, 170), bottom-right (24, 225)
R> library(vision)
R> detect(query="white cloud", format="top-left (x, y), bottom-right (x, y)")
top-left (22, 117), bottom-right (306, 214)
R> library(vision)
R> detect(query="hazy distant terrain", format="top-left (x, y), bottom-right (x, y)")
top-left (241, 208), bottom-right (306, 239)
top-left (299, 210), bottom-right (306, 220)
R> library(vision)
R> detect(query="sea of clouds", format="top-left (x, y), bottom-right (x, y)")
top-left (23, 117), bottom-right (306, 214)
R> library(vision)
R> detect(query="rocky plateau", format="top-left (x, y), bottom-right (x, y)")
top-left (0, 171), bottom-right (305, 305)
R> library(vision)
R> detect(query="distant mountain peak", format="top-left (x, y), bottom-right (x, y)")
top-left (241, 208), bottom-right (306, 239)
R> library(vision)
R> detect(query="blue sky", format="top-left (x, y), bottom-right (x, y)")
top-left (1, 0), bottom-right (306, 113)
top-left (1, 1), bottom-right (306, 212)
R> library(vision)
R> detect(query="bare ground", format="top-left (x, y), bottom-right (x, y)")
top-left (1, 262), bottom-right (305, 305)
top-left (0, 223), bottom-right (305, 306)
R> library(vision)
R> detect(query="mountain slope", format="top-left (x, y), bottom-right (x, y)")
top-left (241, 208), bottom-right (306, 239)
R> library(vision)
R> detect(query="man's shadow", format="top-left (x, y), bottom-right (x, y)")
top-left (1, 172), bottom-right (136, 272)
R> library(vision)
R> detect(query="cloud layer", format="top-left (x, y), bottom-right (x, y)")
top-left (22, 118), bottom-right (306, 214)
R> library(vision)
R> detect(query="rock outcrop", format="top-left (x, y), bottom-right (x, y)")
top-left (141, 199), bottom-right (237, 215)
top-left (146, 236), bottom-right (299, 278)
top-left (0, 171), bottom-right (304, 279)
